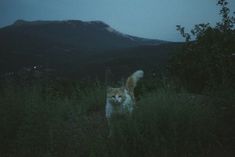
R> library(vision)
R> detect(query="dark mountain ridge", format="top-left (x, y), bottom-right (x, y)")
top-left (0, 19), bottom-right (180, 79)
top-left (0, 19), bottom-right (167, 51)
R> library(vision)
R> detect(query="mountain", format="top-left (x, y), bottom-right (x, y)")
top-left (0, 19), bottom-right (180, 80)
top-left (0, 19), bottom-right (166, 51)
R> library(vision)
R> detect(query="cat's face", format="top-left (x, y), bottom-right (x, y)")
top-left (106, 87), bottom-right (126, 105)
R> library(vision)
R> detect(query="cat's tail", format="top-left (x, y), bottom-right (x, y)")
top-left (126, 70), bottom-right (144, 93)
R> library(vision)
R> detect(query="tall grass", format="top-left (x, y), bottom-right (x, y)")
top-left (0, 79), bottom-right (233, 157)
top-left (110, 89), bottom-right (218, 157)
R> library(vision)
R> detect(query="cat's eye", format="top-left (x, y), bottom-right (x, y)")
top-left (112, 96), bottom-right (115, 99)
top-left (118, 96), bottom-right (122, 98)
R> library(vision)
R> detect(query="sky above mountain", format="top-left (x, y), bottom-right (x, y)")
top-left (1, 0), bottom-right (235, 41)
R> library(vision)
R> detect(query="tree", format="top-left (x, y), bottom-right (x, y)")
top-left (169, 0), bottom-right (235, 92)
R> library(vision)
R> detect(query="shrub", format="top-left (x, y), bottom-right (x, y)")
top-left (169, 0), bottom-right (235, 92)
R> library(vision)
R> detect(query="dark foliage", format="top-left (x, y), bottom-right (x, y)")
top-left (169, 0), bottom-right (235, 92)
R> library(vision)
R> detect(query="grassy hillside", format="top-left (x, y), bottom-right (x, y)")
top-left (0, 20), bottom-right (170, 76)
top-left (0, 78), bottom-right (234, 157)
top-left (0, 42), bottom-right (182, 82)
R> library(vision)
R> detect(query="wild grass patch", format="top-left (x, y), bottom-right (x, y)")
top-left (0, 80), bottom-right (233, 157)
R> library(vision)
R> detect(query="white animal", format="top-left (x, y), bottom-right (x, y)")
top-left (105, 70), bottom-right (144, 136)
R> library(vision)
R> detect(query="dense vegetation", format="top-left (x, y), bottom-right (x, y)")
top-left (169, 0), bottom-right (235, 92)
top-left (0, 79), bottom-right (234, 157)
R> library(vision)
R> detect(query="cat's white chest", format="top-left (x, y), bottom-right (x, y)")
top-left (105, 90), bottom-right (133, 119)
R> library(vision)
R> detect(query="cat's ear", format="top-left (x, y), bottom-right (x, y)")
top-left (106, 86), bottom-right (112, 92)
top-left (121, 86), bottom-right (126, 91)
top-left (121, 78), bottom-right (125, 88)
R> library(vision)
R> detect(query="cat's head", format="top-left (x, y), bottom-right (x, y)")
top-left (106, 87), bottom-right (126, 105)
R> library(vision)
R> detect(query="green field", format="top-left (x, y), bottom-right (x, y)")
top-left (0, 79), bottom-right (234, 157)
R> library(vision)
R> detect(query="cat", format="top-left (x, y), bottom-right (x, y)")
top-left (105, 70), bottom-right (144, 136)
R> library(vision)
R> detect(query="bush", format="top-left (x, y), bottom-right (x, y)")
top-left (169, 0), bottom-right (235, 92)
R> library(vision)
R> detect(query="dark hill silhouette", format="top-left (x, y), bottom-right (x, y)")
top-left (0, 20), bottom-right (181, 79)
top-left (0, 20), bottom-right (166, 51)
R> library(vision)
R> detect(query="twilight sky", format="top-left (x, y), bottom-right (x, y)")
top-left (1, 0), bottom-right (235, 41)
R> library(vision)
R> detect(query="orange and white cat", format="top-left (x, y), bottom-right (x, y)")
top-left (105, 70), bottom-right (144, 136)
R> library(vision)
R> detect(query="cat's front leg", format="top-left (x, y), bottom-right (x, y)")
top-left (107, 118), bottom-right (113, 138)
